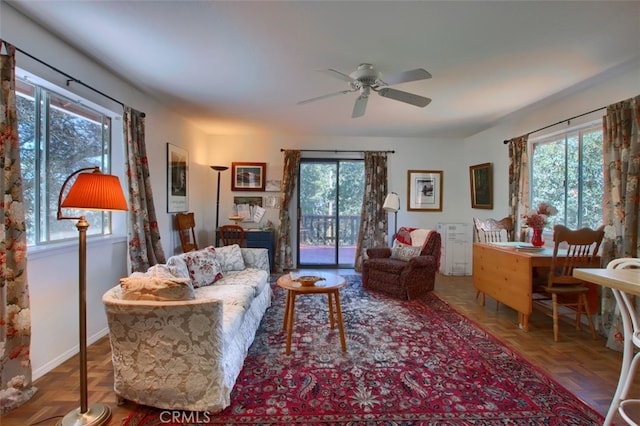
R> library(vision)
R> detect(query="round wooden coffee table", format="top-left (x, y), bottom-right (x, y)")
top-left (277, 271), bottom-right (347, 355)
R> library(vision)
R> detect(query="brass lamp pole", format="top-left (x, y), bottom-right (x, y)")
top-left (210, 165), bottom-right (228, 232)
top-left (56, 167), bottom-right (128, 426)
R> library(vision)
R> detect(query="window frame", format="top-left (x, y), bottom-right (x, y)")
top-left (15, 68), bottom-right (123, 248)
top-left (529, 120), bottom-right (604, 231)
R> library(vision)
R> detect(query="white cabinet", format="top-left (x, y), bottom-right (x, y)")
top-left (437, 223), bottom-right (473, 276)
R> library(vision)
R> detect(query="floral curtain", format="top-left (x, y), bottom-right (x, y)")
top-left (507, 135), bottom-right (530, 242)
top-left (0, 40), bottom-right (36, 413)
top-left (274, 150), bottom-right (300, 272)
top-left (599, 94), bottom-right (640, 351)
top-left (354, 152), bottom-right (388, 272)
top-left (124, 106), bottom-right (166, 272)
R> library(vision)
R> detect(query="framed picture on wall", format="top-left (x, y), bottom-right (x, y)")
top-left (231, 162), bottom-right (266, 191)
top-left (167, 143), bottom-right (188, 213)
top-left (407, 170), bottom-right (443, 212)
top-left (469, 162), bottom-right (493, 209)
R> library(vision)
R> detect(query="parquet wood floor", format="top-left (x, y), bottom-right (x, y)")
top-left (2, 273), bottom-right (636, 425)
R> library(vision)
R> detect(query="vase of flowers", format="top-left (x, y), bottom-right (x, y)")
top-left (523, 202), bottom-right (557, 247)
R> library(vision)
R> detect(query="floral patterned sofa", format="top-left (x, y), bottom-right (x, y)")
top-left (102, 244), bottom-right (271, 412)
top-left (362, 227), bottom-right (441, 300)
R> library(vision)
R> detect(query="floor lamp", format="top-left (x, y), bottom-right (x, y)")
top-left (383, 192), bottom-right (400, 238)
top-left (211, 165), bottom-right (229, 232)
top-left (57, 167), bottom-right (128, 426)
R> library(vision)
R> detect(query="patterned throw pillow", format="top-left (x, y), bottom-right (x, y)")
top-left (181, 246), bottom-right (224, 288)
top-left (390, 242), bottom-right (422, 262)
top-left (214, 244), bottom-right (246, 272)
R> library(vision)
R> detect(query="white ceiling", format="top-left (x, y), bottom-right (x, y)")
top-left (6, 1), bottom-right (640, 139)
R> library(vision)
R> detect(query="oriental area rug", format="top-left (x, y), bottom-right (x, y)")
top-left (123, 275), bottom-right (603, 425)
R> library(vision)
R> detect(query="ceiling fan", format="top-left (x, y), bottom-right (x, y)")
top-left (298, 63), bottom-right (432, 118)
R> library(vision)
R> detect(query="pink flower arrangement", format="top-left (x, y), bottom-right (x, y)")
top-left (523, 202), bottom-right (557, 229)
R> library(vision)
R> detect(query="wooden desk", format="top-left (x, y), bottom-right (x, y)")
top-left (573, 267), bottom-right (640, 426)
top-left (473, 242), bottom-right (599, 331)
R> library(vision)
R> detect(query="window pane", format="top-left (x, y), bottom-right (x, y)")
top-left (581, 130), bottom-right (604, 230)
top-left (532, 139), bottom-right (565, 230)
top-left (16, 77), bottom-right (113, 246)
top-left (531, 123), bottom-right (603, 231)
top-left (16, 80), bottom-right (37, 246)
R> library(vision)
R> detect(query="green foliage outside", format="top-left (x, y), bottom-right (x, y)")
top-left (299, 160), bottom-right (364, 245)
top-left (531, 128), bottom-right (603, 230)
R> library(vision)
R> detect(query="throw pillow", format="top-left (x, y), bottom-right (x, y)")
top-left (390, 243), bottom-right (422, 262)
top-left (166, 255), bottom-right (190, 279)
top-left (182, 246), bottom-right (224, 288)
top-left (120, 272), bottom-right (195, 301)
top-left (214, 244), bottom-right (246, 272)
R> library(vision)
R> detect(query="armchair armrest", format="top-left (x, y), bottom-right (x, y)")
top-left (367, 247), bottom-right (392, 259)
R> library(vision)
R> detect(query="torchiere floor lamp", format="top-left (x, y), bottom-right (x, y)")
top-left (383, 192), bottom-right (400, 239)
top-left (56, 167), bottom-right (128, 426)
top-left (211, 165), bottom-right (229, 232)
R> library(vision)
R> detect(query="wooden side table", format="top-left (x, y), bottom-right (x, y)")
top-left (276, 272), bottom-right (347, 355)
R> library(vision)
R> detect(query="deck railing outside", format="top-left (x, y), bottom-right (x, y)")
top-left (300, 214), bottom-right (360, 246)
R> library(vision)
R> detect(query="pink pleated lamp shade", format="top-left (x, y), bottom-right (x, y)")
top-left (61, 171), bottom-right (128, 211)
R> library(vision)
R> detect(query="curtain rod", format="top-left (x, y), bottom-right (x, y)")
top-left (280, 149), bottom-right (395, 153)
top-left (10, 42), bottom-right (145, 117)
top-left (502, 106), bottom-right (606, 144)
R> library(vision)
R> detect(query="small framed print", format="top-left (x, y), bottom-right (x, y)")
top-left (469, 162), bottom-right (493, 209)
top-left (265, 179), bottom-right (282, 192)
top-left (407, 170), bottom-right (443, 212)
top-left (231, 162), bottom-right (266, 191)
top-left (167, 143), bottom-right (188, 213)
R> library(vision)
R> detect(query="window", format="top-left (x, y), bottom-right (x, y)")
top-left (16, 77), bottom-right (113, 246)
top-left (530, 122), bottom-right (603, 230)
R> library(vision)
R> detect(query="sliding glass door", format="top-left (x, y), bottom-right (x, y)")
top-left (298, 159), bottom-right (364, 268)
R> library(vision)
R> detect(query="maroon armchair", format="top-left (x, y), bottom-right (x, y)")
top-left (362, 228), bottom-right (441, 300)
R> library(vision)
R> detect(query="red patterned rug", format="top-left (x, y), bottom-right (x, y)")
top-left (123, 275), bottom-right (603, 425)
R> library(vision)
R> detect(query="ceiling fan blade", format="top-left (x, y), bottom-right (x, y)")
top-left (381, 68), bottom-right (432, 86)
top-left (321, 68), bottom-right (356, 83)
top-left (297, 89), bottom-right (352, 105)
top-left (377, 88), bottom-right (431, 108)
top-left (352, 95), bottom-right (368, 118)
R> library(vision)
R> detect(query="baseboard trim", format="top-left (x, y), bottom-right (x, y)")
top-left (32, 327), bottom-right (109, 381)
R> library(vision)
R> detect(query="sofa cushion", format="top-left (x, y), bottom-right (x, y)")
top-left (216, 269), bottom-right (269, 296)
top-left (390, 242), bottom-right (422, 261)
top-left (181, 246), bottom-right (223, 288)
top-left (196, 284), bottom-right (255, 311)
top-left (119, 269), bottom-right (195, 301)
top-left (215, 244), bottom-right (246, 272)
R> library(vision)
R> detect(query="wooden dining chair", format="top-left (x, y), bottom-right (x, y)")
top-left (473, 217), bottom-right (514, 243)
top-left (176, 212), bottom-right (198, 253)
top-left (219, 224), bottom-right (246, 247)
top-left (535, 224), bottom-right (604, 342)
top-left (473, 217), bottom-right (514, 308)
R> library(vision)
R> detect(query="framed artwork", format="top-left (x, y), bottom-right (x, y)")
top-left (469, 162), bottom-right (493, 209)
top-left (407, 170), bottom-right (443, 212)
top-left (167, 143), bottom-right (188, 213)
top-left (265, 179), bottom-right (282, 192)
top-left (231, 162), bottom-right (266, 191)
